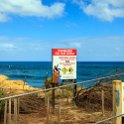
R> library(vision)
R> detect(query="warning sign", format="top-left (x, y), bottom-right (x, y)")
top-left (52, 48), bottom-right (77, 80)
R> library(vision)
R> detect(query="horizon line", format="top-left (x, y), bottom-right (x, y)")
top-left (0, 61), bottom-right (124, 63)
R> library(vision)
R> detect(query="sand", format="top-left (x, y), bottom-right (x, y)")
top-left (0, 75), bottom-right (39, 94)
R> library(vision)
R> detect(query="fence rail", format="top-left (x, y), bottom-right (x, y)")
top-left (0, 73), bottom-right (124, 101)
top-left (95, 114), bottom-right (124, 124)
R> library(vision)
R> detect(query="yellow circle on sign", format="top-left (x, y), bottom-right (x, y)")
top-left (62, 67), bottom-right (67, 74)
top-left (69, 67), bottom-right (73, 73)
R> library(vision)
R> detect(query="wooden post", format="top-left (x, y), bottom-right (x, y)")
top-left (57, 98), bottom-right (61, 124)
top-left (52, 84), bottom-right (55, 111)
top-left (101, 89), bottom-right (104, 116)
top-left (8, 98), bottom-right (12, 124)
top-left (73, 79), bottom-right (77, 99)
top-left (4, 100), bottom-right (7, 124)
top-left (113, 80), bottom-right (123, 124)
top-left (14, 98), bottom-right (18, 124)
top-left (17, 98), bottom-right (20, 118)
top-left (45, 91), bottom-right (47, 106)
top-left (46, 93), bottom-right (50, 124)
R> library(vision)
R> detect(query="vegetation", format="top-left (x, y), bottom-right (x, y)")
top-left (0, 89), bottom-right (6, 114)
top-left (44, 77), bottom-right (53, 88)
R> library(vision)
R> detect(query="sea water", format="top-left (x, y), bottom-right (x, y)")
top-left (0, 62), bottom-right (124, 88)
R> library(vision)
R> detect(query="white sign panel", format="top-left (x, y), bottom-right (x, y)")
top-left (52, 48), bottom-right (77, 80)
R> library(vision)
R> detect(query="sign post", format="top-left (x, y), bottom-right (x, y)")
top-left (52, 48), bottom-right (77, 108)
top-left (113, 80), bottom-right (124, 124)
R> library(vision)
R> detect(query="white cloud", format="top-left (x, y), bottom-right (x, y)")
top-left (75, 0), bottom-right (124, 21)
top-left (0, 36), bottom-right (124, 61)
top-left (0, 43), bottom-right (16, 51)
top-left (0, 0), bottom-right (65, 22)
top-left (0, 13), bottom-right (9, 22)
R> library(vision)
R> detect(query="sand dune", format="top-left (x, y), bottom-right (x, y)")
top-left (0, 75), bottom-right (38, 93)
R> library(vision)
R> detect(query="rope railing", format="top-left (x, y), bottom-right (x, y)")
top-left (95, 114), bottom-right (124, 124)
top-left (0, 73), bottom-right (124, 101)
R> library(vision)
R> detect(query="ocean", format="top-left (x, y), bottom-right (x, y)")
top-left (0, 62), bottom-right (124, 88)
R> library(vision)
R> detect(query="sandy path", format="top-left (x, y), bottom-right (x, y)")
top-left (17, 99), bottom-right (112, 124)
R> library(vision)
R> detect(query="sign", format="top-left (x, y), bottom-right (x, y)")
top-left (52, 48), bottom-right (77, 82)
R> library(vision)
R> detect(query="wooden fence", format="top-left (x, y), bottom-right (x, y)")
top-left (0, 73), bottom-right (124, 124)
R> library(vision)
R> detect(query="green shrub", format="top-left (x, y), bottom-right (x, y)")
top-left (44, 77), bottom-right (52, 88)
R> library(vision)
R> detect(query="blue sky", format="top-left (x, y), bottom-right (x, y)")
top-left (0, 0), bottom-right (124, 61)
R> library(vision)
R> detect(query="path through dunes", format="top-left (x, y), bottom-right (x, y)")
top-left (18, 97), bottom-right (112, 124)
